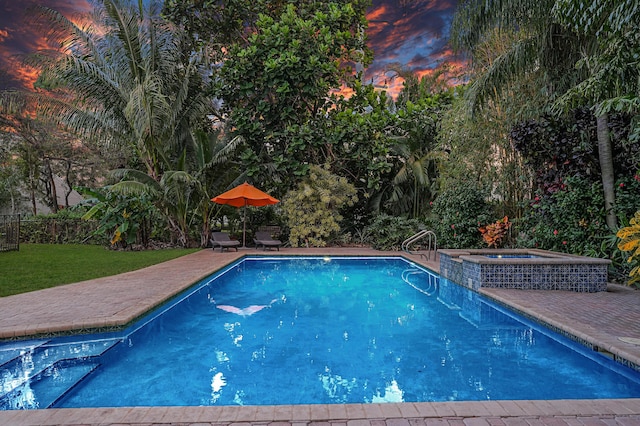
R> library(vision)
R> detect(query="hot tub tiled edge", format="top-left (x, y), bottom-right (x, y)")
top-left (439, 248), bottom-right (610, 292)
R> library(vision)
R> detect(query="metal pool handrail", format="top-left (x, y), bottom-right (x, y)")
top-left (402, 229), bottom-right (437, 260)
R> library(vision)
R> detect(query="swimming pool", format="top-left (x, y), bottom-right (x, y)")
top-left (1, 256), bottom-right (640, 410)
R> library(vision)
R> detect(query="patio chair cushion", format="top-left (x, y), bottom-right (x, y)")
top-left (254, 231), bottom-right (282, 251)
top-left (210, 232), bottom-right (241, 252)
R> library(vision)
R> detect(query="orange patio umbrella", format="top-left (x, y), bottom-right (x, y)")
top-left (211, 182), bottom-right (279, 248)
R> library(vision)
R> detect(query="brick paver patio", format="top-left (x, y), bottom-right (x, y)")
top-left (1, 247), bottom-right (640, 425)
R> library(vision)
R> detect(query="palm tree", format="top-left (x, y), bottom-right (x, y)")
top-left (106, 130), bottom-right (243, 247)
top-left (0, 0), bottom-right (240, 245)
top-left (553, 0), bottom-right (640, 229)
top-left (451, 0), bottom-right (585, 110)
top-left (450, 0), bottom-right (630, 230)
top-left (12, 0), bottom-right (211, 180)
top-left (383, 138), bottom-right (438, 219)
top-left (371, 70), bottom-right (451, 219)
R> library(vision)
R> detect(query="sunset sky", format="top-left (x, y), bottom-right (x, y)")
top-left (0, 0), bottom-right (462, 97)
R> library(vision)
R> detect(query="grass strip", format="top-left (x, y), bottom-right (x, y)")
top-left (0, 244), bottom-right (199, 297)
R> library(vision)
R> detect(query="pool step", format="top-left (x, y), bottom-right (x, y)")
top-left (0, 340), bottom-right (48, 369)
top-left (0, 360), bottom-right (99, 410)
top-left (0, 338), bottom-right (121, 407)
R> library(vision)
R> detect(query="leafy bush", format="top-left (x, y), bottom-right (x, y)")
top-left (614, 174), bottom-right (640, 221)
top-left (510, 109), bottom-right (600, 190)
top-left (80, 188), bottom-right (162, 248)
top-left (282, 165), bottom-right (357, 247)
top-left (517, 175), bottom-right (640, 283)
top-left (517, 176), bottom-right (609, 253)
top-left (479, 216), bottom-right (512, 248)
top-left (616, 211), bottom-right (640, 286)
top-left (430, 182), bottom-right (493, 249)
top-left (20, 209), bottom-right (104, 245)
top-left (365, 214), bottom-right (423, 251)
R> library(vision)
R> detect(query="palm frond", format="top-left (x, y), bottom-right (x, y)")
top-left (110, 180), bottom-right (158, 197)
top-left (392, 165), bottom-right (409, 186)
top-left (58, 56), bottom-right (127, 106)
top-left (109, 168), bottom-right (160, 188)
top-left (161, 170), bottom-right (195, 187)
top-left (452, 0), bottom-right (555, 52)
top-left (103, 0), bottom-right (144, 82)
top-left (465, 36), bottom-right (538, 114)
top-left (410, 157), bottom-right (432, 187)
top-left (32, 5), bottom-right (97, 60)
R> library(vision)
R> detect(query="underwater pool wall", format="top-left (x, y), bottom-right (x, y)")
top-left (439, 248), bottom-right (610, 292)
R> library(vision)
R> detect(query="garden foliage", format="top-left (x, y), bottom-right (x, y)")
top-left (80, 188), bottom-right (160, 249)
top-left (2, 0), bottom-right (639, 273)
top-left (364, 214), bottom-right (423, 251)
top-left (517, 176), bottom-right (609, 253)
top-left (616, 211), bottom-right (640, 286)
top-left (479, 216), bottom-right (512, 248)
top-left (215, 3), bottom-right (370, 193)
top-left (429, 182), bottom-right (493, 249)
top-left (282, 165), bottom-right (357, 247)
top-left (19, 210), bottom-right (104, 245)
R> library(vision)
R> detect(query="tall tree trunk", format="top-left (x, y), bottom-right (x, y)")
top-left (64, 159), bottom-right (72, 208)
top-left (44, 158), bottom-right (59, 214)
top-left (596, 113), bottom-right (616, 230)
top-left (29, 169), bottom-right (37, 216)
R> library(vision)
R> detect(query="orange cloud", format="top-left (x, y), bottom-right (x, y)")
top-left (11, 60), bottom-right (40, 90)
top-left (364, 0), bottom-right (465, 99)
top-left (0, 0), bottom-right (91, 90)
top-left (1, 0), bottom-right (467, 101)
top-left (366, 4), bottom-right (388, 23)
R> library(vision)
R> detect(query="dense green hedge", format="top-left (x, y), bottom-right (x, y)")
top-left (20, 217), bottom-right (106, 245)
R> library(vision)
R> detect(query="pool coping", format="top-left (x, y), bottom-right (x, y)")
top-left (2, 247), bottom-right (640, 425)
top-left (2, 399), bottom-right (640, 425)
top-left (439, 248), bottom-right (612, 264)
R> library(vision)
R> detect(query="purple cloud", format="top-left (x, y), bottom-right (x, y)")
top-left (365, 0), bottom-right (463, 96)
top-left (0, 0), bottom-right (91, 89)
top-left (0, 0), bottom-right (463, 95)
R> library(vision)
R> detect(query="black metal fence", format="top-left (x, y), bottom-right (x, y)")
top-left (0, 214), bottom-right (20, 252)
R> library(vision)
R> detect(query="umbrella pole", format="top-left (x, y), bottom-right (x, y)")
top-left (242, 202), bottom-right (247, 248)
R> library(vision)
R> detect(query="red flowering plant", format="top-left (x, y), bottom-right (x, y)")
top-left (615, 175), bottom-right (640, 220)
top-left (479, 216), bottom-right (512, 248)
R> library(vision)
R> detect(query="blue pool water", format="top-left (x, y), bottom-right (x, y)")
top-left (2, 256), bottom-right (640, 409)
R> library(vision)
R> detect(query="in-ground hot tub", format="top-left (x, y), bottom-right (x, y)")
top-left (439, 248), bottom-right (611, 292)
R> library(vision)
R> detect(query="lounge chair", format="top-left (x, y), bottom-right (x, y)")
top-left (210, 232), bottom-right (241, 252)
top-left (253, 231), bottom-right (282, 251)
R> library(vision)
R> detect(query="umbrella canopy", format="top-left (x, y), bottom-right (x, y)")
top-left (211, 182), bottom-right (279, 247)
top-left (212, 182), bottom-right (279, 207)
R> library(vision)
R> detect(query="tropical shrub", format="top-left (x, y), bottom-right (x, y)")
top-left (282, 165), bottom-right (357, 247)
top-left (616, 211), bottom-right (640, 287)
top-left (20, 209), bottom-right (103, 245)
top-left (614, 175), bottom-right (640, 221)
top-left (365, 214), bottom-right (423, 251)
top-left (430, 182), bottom-right (492, 249)
top-left (517, 176), bottom-right (609, 254)
top-left (214, 3), bottom-right (370, 194)
top-left (81, 188), bottom-right (161, 249)
top-left (510, 110), bottom-right (600, 190)
top-left (479, 216), bottom-right (512, 248)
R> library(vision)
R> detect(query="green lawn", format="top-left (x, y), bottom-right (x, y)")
top-left (0, 244), bottom-right (200, 297)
